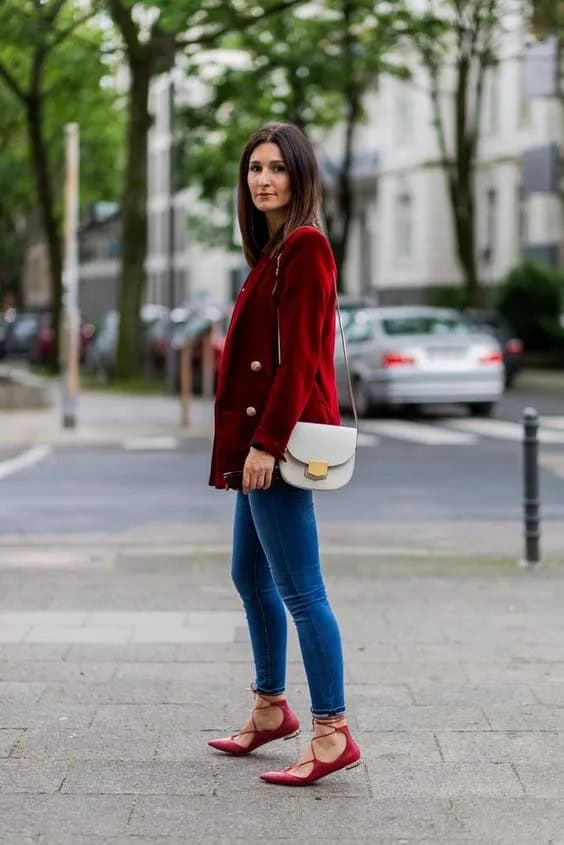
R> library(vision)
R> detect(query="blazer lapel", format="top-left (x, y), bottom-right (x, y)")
top-left (216, 253), bottom-right (273, 400)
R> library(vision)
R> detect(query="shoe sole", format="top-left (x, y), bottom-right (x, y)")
top-left (209, 728), bottom-right (301, 755)
top-left (260, 756), bottom-right (362, 786)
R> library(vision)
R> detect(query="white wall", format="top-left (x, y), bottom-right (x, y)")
top-left (146, 75), bottom-right (241, 308)
top-left (344, 20), bottom-right (564, 298)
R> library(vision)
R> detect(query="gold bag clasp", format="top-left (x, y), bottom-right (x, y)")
top-left (305, 460), bottom-right (328, 480)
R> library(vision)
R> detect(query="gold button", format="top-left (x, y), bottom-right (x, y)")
top-left (246, 406), bottom-right (257, 417)
top-left (250, 360), bottom-right (262, 372)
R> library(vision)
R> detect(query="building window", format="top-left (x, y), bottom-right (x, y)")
top-left (518, 57), bottom-right (531, 127)
top-left (517, 185), bottom-right (528, 249)
top-left (488, 66), bottom-right (500, 135)
top-left (483, 187), bottom-right (497, 264)
top-left (396, 193), bottom-right (413, 258)
top-left (395, 89), bottom-right (414, 146)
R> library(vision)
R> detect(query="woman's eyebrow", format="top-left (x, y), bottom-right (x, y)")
top-left (249, 159), bottom-right (285, 165)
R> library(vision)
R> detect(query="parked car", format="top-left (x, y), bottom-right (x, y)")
top-left (338, 294), bottom-right (380, 332)
top-left (168, 305), bottom-right (231, 393)
top-left (5, 311), bottom-right (42, 358)
top-left (336, 306), bottom-right (504, 417)
top-left (85, 305), bottom-right (169, 380)
top-left (462, 309), bottom-right (524, 387)
top-left (28, 311), bottom-right (96, 366)
top-left (0, 315), bottom-right (7, 359)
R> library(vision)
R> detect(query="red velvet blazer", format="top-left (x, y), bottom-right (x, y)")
top-left (209, 225), bottom-right (340, 489)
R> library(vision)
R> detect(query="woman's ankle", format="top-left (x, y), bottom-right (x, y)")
top-left (254, 691), bottom-right (286, 708)
top-left (313, 714), bottom-right (347, 733)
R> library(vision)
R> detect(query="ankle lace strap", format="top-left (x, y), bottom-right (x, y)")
top-left (284, 718), bottom-right (346, 774)
top-left (245, 683), bottom-right (285, 709)
top-left (231, 684), bottom-right (286, 740)
top-left (312, 715), bottom-right (346, 727)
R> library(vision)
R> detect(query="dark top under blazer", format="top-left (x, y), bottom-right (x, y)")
top-left (208, 225), bottom-right (340, 489)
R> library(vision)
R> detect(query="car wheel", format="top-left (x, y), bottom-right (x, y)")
top-left (468, 402), bottom-right (495, 417)
top-left (352, 378), bottom-right (372, 418)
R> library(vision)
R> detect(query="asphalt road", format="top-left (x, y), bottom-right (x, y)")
top-left (1, 388), bottom-right (563, 535)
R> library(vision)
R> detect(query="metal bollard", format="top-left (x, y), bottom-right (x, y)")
top-left (520, 407), bottom-right (541, 567)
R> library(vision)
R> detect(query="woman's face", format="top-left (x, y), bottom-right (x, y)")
top-left (247, 142), bottom-right (292, 217)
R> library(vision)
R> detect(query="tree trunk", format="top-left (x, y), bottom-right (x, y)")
top-left (115, 59), bottom-right (152, 379)
top-left (26, 91), bottom-right (63, 371)
top-left (425, 35), bottom-right (484, 307)
top-left (333, 91), bottom-right (360, 290)
top-left (330, 0), bottom-right (360, 292)
top-left (453, 166), bottom-right (481, 305)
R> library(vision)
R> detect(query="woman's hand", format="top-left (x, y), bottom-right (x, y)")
top-left (242, 447), bottom-right (276, 494)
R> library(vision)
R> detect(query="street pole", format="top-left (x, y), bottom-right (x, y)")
top-left (166, 70), bottom-right (177, 395)
top-left (167, 71), bottom-right (175, 312)
top-left (519, 407), bottom-right (541, 567)
top-left (61, 122), bottom-right (80, 429)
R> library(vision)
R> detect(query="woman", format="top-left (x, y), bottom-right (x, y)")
top-left (208, 122), bottom-right (360, 786)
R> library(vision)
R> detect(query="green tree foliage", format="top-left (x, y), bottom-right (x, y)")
top-left (498, 259), bottom-right (564, 350)
top-left (176, 0), bottom-right (411, 286)
top-left (531, 0), bottom-right (564, 36)
top-left (0, 0), bottom-right (123, 368)
top-left (413, 0), bottom-right (505, 306)
top-left (0, 88), bottom-right (31, 299)
top-left (104, 0), bottom-right (304, 379)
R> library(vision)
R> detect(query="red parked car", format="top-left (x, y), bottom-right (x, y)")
top-left (28, 311), bottom-right (96, 366)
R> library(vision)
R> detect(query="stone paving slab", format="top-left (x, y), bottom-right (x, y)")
top-left (483, 704), bottom-right (564, 731)
top-left (1, 702), bottom-right (97, 731)
top-left (0, 659), bottom-right (118, 682)
top-left (464, 660), bottom-right (564, 685)
top-left (12, 725), bottom-right (160, 763)
top-left (0, 728), bottom-right (24, 757)
top-left (435, 729), bottom-right (564, 763)
top-left (0, 759), bottom-right (67, 792)
top-left (0, 794), bottom-right (134, 837)
top-left (60, 761), bottom-right (217, 795)
top-left (347, 659), bottom-right (471, 684)
top-left (407, 683), bottom-right (537, 706)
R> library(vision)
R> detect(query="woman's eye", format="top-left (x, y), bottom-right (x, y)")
top-left (274, 165), bottom-right (286, 172)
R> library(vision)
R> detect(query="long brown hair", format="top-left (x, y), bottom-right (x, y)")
top-left (237, 122), bottom-right (323, 267)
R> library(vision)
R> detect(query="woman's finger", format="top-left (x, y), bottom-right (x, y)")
top-left (242, 466), bottom-right (251, 495)
top-left (263, 467), bottom-right (273, 490)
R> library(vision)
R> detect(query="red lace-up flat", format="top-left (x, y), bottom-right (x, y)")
top-left (208, 687), bottom-right (300, 756)
top-left (259, 717), bottom-right (361, 786)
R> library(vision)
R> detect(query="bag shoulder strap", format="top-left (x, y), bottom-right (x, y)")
top-left (274, 250), bottom-right (358, 429)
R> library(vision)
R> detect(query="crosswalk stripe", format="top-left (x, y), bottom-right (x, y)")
top-left (540, 453), bottom-right (564, 478)
top-left (361, 419), bottom-right (477, 445)
top-left (445, 418), bottom-right (564, 444)
top-left (123, 437), bottom-right (179, 450)
top-left (357, 432), bottom-right (379, 447)
top-left (540, 416), bottom-right (564, 430)
top-left (0, 445), bottom-right (52, 480)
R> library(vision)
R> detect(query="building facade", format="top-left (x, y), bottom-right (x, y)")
top-left (326, 25), bottom-right (564, 303)
top-left (146, 74), bottom-right (242, 310)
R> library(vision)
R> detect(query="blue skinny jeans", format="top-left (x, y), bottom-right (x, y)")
top-left (231, 482), bottom-right (345, 717)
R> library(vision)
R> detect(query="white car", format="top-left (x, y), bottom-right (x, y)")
top-left (335, 306), bottom-right (504, 417)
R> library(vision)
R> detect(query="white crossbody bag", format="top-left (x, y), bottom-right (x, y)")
top-left (273, 251), bottom-right (358, 491)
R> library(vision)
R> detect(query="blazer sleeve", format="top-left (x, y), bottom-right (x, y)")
top-left (252, 229), bottom-right (335, 461)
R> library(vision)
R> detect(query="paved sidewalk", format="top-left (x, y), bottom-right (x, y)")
top-left (1, 531), bottom-right (564, 843)
top-left (516, 367), bottom-right (564, 396)
top-left (0, 387), bottom-right (213, 448)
